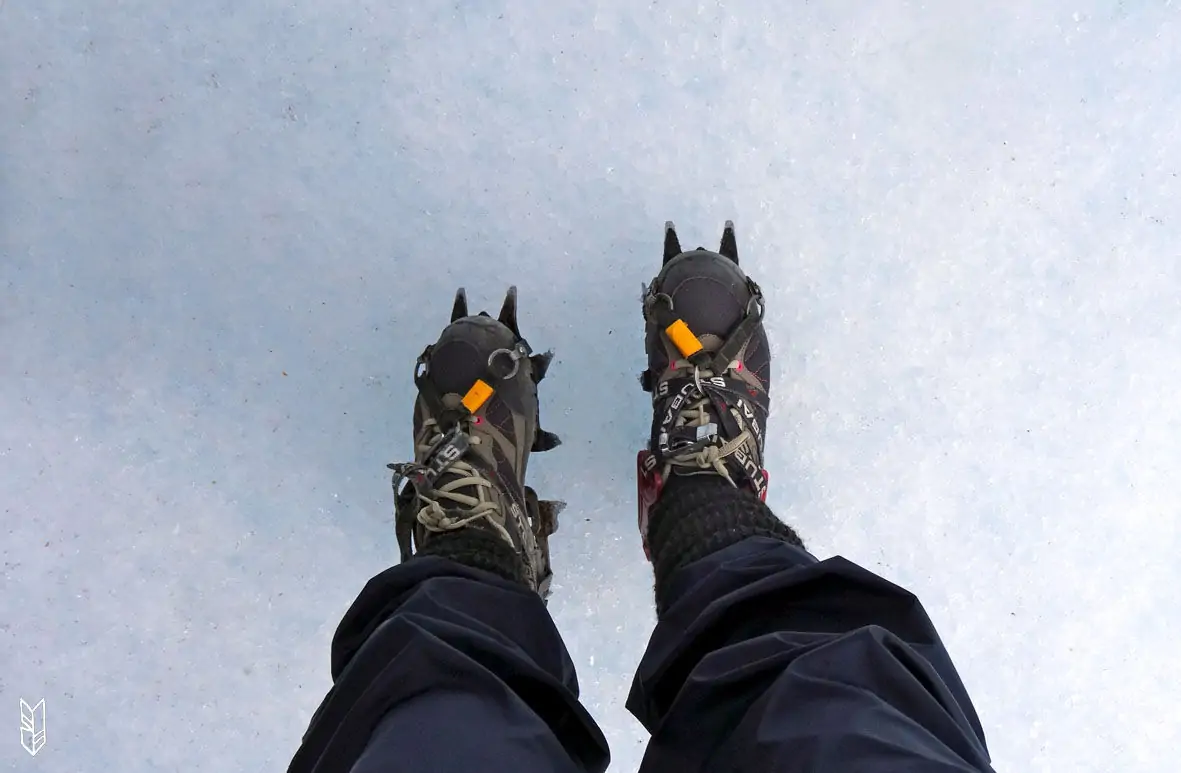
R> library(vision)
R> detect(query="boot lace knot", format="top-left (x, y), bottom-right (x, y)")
top-left (391, 419), bottom-right (514, 547)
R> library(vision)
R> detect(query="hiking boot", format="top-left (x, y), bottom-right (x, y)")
top-left (388, 287), bottom-right (563, 598)
top-left (636, 221), bottom-right (771, 558)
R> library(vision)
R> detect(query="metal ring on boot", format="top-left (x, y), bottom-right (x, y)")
top-left (487, 346), bottom-right (522, 379)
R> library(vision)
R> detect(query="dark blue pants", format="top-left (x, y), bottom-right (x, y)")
top-left (289, 537), bottom-right (993, 772)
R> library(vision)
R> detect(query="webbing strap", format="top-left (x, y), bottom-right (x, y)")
top-left (709, 278), bottom-right (765, 373)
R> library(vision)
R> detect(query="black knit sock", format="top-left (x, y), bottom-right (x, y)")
top-left (414, 527), bottom-right (527, 586)
top-left (647, 474), bottom-right (804, 615)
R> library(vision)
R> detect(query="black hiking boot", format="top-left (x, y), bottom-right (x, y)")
top-left (388, 287), bottom-right (563, 598)
top-left (636, 221), bottom-right (771, 559)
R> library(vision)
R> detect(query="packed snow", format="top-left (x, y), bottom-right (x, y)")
top-left (2, 1), bottom-right (1178, 770)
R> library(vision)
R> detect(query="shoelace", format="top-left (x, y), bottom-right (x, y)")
top-left (662, 367), bottom-right (753, 486)
top-left (399, 419), bottom-right (515, 547)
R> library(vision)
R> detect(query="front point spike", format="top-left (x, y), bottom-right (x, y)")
top-left (498, 285), bottom-right (520, 336)
top-left (719, 220), bottom-right (738, 264)
top-left (451, 287), bottom-right (469, 321)
top-left (663, 220), bottom-right (682, 264)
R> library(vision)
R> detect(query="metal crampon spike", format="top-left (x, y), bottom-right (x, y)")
top-left (498, 285), bottom-right (520, 337)
top-left (719, 220), bottom-right (738, 264)
top-left (535, 498), bottom-right (565, 536)
top-left (529, 350), bottom-right (554, 382)
top-left (532, 428), bottom-right (561, 452)
top-left (663, 220), bottom-right (682, 264)
top-left (451, 287), bottom-right (469, 322)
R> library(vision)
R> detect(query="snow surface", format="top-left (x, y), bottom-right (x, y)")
top-left (3, 1), bottom-right (1179, 770)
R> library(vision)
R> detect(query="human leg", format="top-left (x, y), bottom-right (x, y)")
top-left (288, 290), bottom-right (609, 773)
top-left (630, 223), bottom-right (993, 772)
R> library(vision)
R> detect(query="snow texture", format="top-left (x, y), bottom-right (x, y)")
top-left (2, 1), bottom-right (1179, 771)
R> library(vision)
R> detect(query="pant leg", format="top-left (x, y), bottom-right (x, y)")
top-left (628, 478), bottom-right (993, 772)
top-left (288, 555), bottom-right (610, 773)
